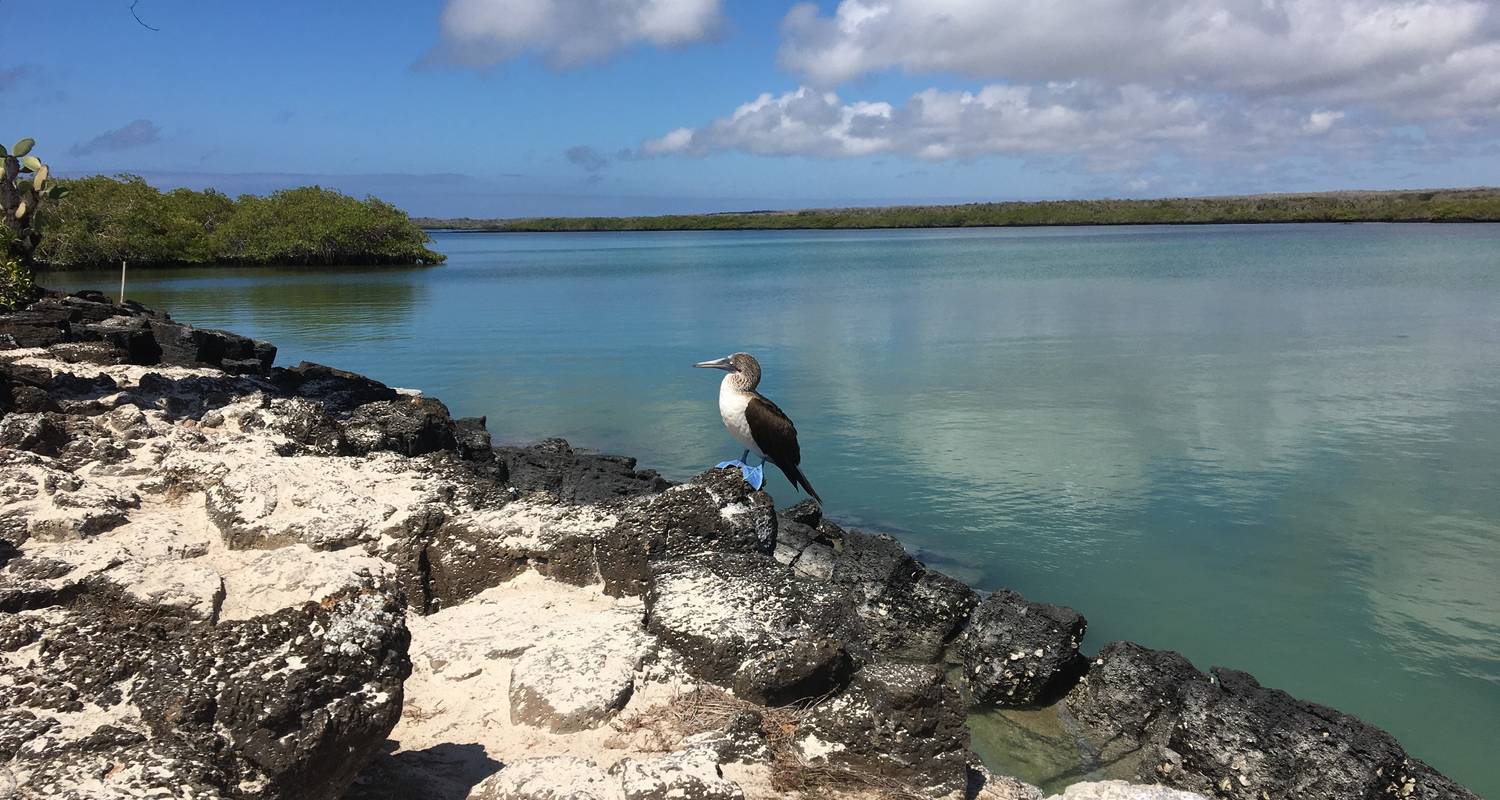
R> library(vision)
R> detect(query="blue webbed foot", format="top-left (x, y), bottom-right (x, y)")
top-left (713, 460), bottom-right (765, 490)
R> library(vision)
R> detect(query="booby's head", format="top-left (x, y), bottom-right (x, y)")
top-left (694, 352), bottom-right (761, 390)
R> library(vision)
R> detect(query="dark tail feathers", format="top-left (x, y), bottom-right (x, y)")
top-left (775, 461), bottom-right (823, 504)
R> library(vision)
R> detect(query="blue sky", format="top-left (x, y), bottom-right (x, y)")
top-left (9, 0), bottom-right (1500, 216)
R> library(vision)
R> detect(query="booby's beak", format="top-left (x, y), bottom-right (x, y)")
top-left (694, 356), bottom-right (735, 371)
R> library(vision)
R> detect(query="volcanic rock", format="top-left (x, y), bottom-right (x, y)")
top-left (961, 588), bottom-right (1087, 707)
top-left (496, 437), bottom-right (669, 505)
top-left (793, 662), bottom-right (970, 797)
top-left (598, 470), bottom-right (776, 597)
top-left (646, 551), bottom-right (859, 704)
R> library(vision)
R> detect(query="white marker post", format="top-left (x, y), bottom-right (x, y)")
top-left (119, 261), bottom-right (127, 304)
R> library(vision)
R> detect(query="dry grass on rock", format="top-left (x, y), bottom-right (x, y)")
top-left (607, 686), bottom-right (933, 800)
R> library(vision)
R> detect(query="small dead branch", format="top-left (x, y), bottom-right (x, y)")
top-left (129, 0), bottom-right (159, 31)
top-left (606, 685), bottom-right (745, 752)
top-left (159, 475), bottom-right (190, 505)
top-left (401, 700), bottom-right (444, 724)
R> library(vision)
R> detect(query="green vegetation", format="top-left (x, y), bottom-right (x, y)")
top-left (0, 240), bottom-right (35, 310)
top-left (3, 136), bottom-right (67, 309)
top-left (34, 175), bottom-right (444, 269)
top-left (418, 188), bottom-right (1500, 233)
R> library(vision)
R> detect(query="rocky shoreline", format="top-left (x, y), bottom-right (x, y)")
top-left (0, 290), bottom-right (1481, 800)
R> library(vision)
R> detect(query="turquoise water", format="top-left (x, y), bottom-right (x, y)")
top-left (44, 225), bottom-right (1500, 795)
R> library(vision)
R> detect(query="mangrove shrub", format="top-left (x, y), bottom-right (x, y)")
top-left (35, 176), bottom-right (445, 268)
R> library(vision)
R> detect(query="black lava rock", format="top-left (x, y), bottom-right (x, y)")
top-left (1065, 641), bottom-right (1480, 800)
top-left (148, 320), bottom-right (276, 375)
top-left (793, 662), bottom-right (970, 797)
top-left (1064, 640), bottom-right (1209, 764)
top-left (342, 396), bottom-right (459, 457)
top-left (0, 306), bottom-right (72, 348)
top-left (271, 362), bottom-right (400, 413)
top-left (258, 397), bottom-right (352, 456)
top-left (1157, 668), bottom-right (1479, 800)
top-left (0, 412), bottom-right (69, 456)
top-left (3, 586), bottom-right (409, 800)
top-left (497, 437), bottom-right (669, 505)
top-left (597, 469), bottom-right (773, 597)
top-left (645, 551), bottom-right (859, 701)
top-left (827, 528), bottom-right (979, 662)
top-left (960, 588), bottom-right (1087, 707)
top-left (454, 416), bottom-right (497, 462)
top-left (731, 636), bottom-right (855, 706)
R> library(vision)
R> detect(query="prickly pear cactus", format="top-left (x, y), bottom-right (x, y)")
top-left (1, 136), bottom-right (66, 308)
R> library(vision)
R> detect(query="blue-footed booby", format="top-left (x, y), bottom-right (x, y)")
top-left (694, 352), bottom-right (822, 503)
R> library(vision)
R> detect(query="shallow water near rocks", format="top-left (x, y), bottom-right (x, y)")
top-left (969, 705), bottom-right (1140, 794)
top-left (41, 223), bottom-right (1500, 796)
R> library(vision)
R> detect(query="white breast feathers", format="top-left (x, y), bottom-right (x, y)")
top-left (718, 375), bottom-right (762, 457)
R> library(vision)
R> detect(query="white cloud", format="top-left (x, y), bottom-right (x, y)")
top-left (639, 0), bottom-right (1500, 177)
top-left (643, 88), bottom-right (896, 157)
top-left (639, 83), bottom-right (1364, 168)
top-left (641, 127), bottom-right (696, 156)
top-left (1303, 111), bottom-right (1345, 135)
top-left (435, 0), bottom-right (721, 67)
top-left (778, 0), bottom-right (1500, 117)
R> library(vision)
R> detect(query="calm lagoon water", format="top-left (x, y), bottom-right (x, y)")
top-left (45, 224), bottom-right (1500, 795)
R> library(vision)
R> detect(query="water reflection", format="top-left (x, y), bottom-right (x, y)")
top-left (41, 224), bottom-right (1500, 797)
top-left (43, 265), bottom-right (433, 373)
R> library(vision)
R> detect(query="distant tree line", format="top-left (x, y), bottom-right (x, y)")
top-left (34, 175), bottom-right (445, 269)
top-left (417, 188), bottom-right (1500, 233)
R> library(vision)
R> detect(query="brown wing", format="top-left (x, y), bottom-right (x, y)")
top-left (745, 393), bottom-right (801, 467)
top-left (746, 393), bottom-right (822, 503)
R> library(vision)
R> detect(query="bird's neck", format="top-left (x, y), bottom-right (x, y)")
top-left (721, 372), bottom-right (754, 394)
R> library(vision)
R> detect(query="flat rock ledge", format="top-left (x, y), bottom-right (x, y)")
top-left (0, 290), bottom-right (1480, 800)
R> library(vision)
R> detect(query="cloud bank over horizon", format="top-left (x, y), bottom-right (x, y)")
top-left (642, 0), bottom-right (1500, 178)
